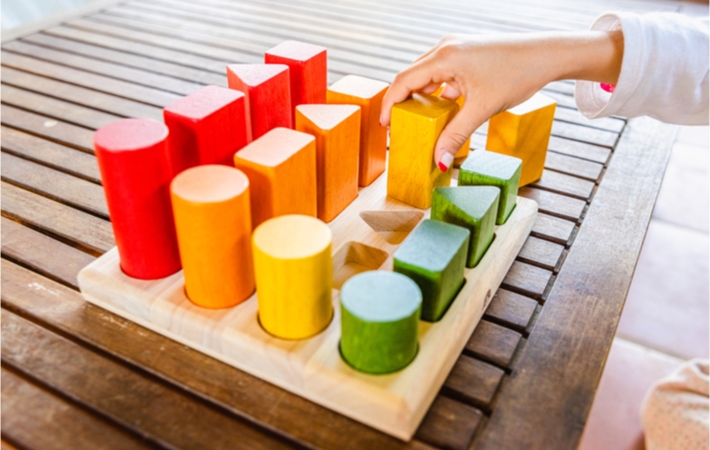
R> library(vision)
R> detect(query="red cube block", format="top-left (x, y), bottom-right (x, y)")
top-left (227, 64), bottom-right (292, 142)
top-left (94, 118), bottom-right (182, 279)
top-left (163, 85), bottom-right (248, 175)
top-left (265, 41), bottom-right (327, 121)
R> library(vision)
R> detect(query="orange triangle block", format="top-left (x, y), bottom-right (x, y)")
top-left (295, 104), bottom-right (361, 222)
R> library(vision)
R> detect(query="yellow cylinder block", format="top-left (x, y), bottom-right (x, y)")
top-left (252, 215), bottom-right (333, 339)
top-left (171, 165), bottom-right (255, 309)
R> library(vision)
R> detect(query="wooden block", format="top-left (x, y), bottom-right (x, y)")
top-left (432, 84), bottom-right (470, 163)
top-left (327, 75), bottom-right (389, 187)
top-left (459, 149), bottom-right (522, 225)
top-left (163, 85), bottom-right (248, 174)
top-left (252, 214), bottom-right (333, 339)
top-left (486, 92), bottom-right (557, 186)
top-left (432, 186), bottom-right (499, 268)
top-left (340, 271), bottom-right (421, 374)
top-left (393, 219), bottom-right (470, 322)
top-left (93, 118), bottom-right (181, 279)
top-left (226, 64), bottom-right (291, 142)
top-left (233, 127), bottom-right (317, 229)
top-left (171, 165), bottom-right (254, 308)
top-left (265, 41), bottom-right (327, 122)
top-left (295, 104), bottom-right (360, 222)
top-left (387, 93), bottom-right (458, 209)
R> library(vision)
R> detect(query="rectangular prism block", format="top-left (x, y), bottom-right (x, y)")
top-left (458, 149), bottom-right (522, 225)
top-left (265, 41), bottom-right (327, 123)
top-left (233, 127), bottom-right (317, 229)
top-left (387, 94), bottom-right (458, 209)
top-left (327, 75), bottom-right (389, 187)
top-left (431, 186), bottom-right (499, 268)
top-left (486, 92), bottom-right (556, 186)
top-left (227, 64), bottom-right (292, 142)
top-left (295, 104), bottom-right (360, 223)
top-left (393, 219), bottom-right (469, 322)
top-left (433, 84), bottom-right (470, 164)
top-left (163, 85), bottom-right (248, 175)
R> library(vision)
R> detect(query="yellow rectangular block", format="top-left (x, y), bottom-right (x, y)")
top-left (433, 84), bottom-right (470, 164)
top-left (387, 93), bottom-right (458, 209)
top-left (486, 92), bottom-right (557, 187)
top-left (327, 75), bottom-right (389, 187)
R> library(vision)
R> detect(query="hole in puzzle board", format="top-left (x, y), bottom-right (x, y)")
top-left (332, 241), bottom-right (389, 290)
top-left (359, 210), bottom-right (424, 245)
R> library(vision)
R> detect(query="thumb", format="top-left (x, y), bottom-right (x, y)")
top-left (434, 102), bottom-right (487, 171)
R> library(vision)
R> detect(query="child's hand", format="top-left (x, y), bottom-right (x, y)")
top-left (380, 31), bottom-right (623, 170)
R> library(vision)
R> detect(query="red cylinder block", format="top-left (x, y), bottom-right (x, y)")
top-left (265, 41), bottom-right (327, 122)
top-left (227, 64), bottom-right (292, 141)
top-left (94, 118), bottom-right (182, 279)
top-left (163, 85), bottom-right (248, 175)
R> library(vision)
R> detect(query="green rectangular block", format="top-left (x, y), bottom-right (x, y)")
top-left (431, 186), bottom-right (499, 268)
top-left (393, 219), bottom-right (469, 322)
top-left (458, 149), bottom-right (522, 225)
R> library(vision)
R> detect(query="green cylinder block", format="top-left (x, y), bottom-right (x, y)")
top-left (340, 271), bottom-right (422, 374)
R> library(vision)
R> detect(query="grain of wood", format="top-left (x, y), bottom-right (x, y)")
top-left (1, 104), bottom-right (93, 151)
top-left (2, 181), bottom-right (114, 255)
top-left (548, 136), bottom-right (611, 164)
top-left (530, 212), bottom-right (576, 246)
top-left (520, 187), bottom-right (587, 222)
top-left (502, 260), bottom-right (552, 299)
top-left (484, 288), bottom-right (538, 332)
top-left (532, 169), bottom-right (596, 200)
top-left (466, 320), bottom-right (523, 367)
top-left (414, 397), bottom-right (484, 450)
top-left (443, 355), bottom-right (505, 407)
top-left (518, 235), bottom-right (565, 272)
top-left (545, 151), bottom-right (604, 181)
top-left (1, 368), bottom-right (152, 450)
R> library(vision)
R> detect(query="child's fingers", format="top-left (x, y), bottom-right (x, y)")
top-left (420, 83), bottom-right (443, 94)
top-left (380, 58), bottom-right (439, 126)
top-left (434, 102), bottom-right (488, 170)
top-left (440, 83), bottom-right (462, 100)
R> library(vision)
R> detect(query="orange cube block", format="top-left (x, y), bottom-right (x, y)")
top-left (295, 104), bottom-right (361, 223)
top-left (486, 92), bottom-right (557, 187)
top-left (233, 127), bottom-right (317, 229)
top-left (327, 75), bottom-right (389, 187)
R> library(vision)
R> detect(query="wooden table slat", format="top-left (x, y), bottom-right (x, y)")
top-left (484, 288), bottom-right (538, 332)
top-left (443, 355), bottom-right (505, 408)
top-left (465, 321), bottom-right (523, 368)
top-left (518, 236), bottom-right (565, 272)
top-left (544, 151), bottom-right (604, 181)
top-left (532, 169), bottom-right (596, 200)
top-left (501, 260), bottom-right (553, 299)
top-left (2, 104), bottom-right (94, 151)
top-left (548, 135), bottom-right (612, 164)
top-left (520, 187), bottom-right (587, 222)
top-left (414, 397), bottom-right (483, 450)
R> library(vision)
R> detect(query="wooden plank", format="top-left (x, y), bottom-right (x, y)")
top-left (1, 50), bottom-right (181, 108)
top-left (465, 321), bottom-right (522, 368)
top-left (484, 288), bottom-right (538, 332)
top-left (502, 260), bottom-right (552, 299)
top-left (552, 105), bottom-right (625, 133)
top-left (1, 65), bottom-right (164, 122)
top-left (43, 25), bottom-right (230, 76)
top-left (548, 136), bottom-right (611, 164)
top-left (4, 39), bottom-right (206, 96)
top-left (551, 120), bottom-right (618, 147)
top-left (1, 126), bottom-right (101, 184)
top-left (1, 82), bottom-right (123, 130)
top-left (20, 32), bottom-right (226, 86)
top-left (1, 182), bottom-right (113, 255)
top-left (0, 309), bottom-right (295, 450)
top-left (518, 235), bottom-right (565, 272)
top-left (1, 153), bottom-right (108, 219)
top-left (520, 187), bottom-right (587, 222)
top-left (1, 104), bottom-right (93, 151)
top-left (414, 397), bottom-right (483, 450)
top-left (475, 117), bottom-right (676, 449)
top-left (0, 217), bottom-right (95, 289)
top-left (545, 151), bottom-right (604, 181)
top-left (530, 213), bottom-right (576, 246)
top-left (0, 260), bottom-right (433, 450)
top-left (443, 355), bottom-right (504, 407)
top-left (532, 169), bottom-right (595, 200)
top-left (1, 368), bottom-right (152, 450)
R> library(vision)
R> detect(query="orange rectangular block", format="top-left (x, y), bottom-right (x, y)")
top-left (233, 127), bottom-right (317, 229)
top-left (486, 92), bottom-right (557, 186)
top-left (327, 75), bottom-right (389, 187)
top-left (295, 104), bottom-right (361, 223)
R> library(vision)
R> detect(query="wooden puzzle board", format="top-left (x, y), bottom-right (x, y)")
top-left (77, 173), bottom-right (537, 440)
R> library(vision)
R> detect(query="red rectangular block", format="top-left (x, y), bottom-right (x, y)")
top-left (265, 41), bottom-right (327, 122)
top-left (163, 85), bottom-right (248, 175)
top-left (226, 64), bottom-right (292, 142)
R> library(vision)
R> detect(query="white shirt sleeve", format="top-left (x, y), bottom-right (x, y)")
top-left (575, 12), bottom-right (709, 125)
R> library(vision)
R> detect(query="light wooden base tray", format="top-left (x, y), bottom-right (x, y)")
top-left (78, 173), bottom-right (537, 441)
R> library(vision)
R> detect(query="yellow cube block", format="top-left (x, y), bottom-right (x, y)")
top-left (388, 93), bottom-right (459, 210)
top-left (486, 92), bottom-right (556, 187)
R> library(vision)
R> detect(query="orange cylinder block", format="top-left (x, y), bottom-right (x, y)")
top-left (171, 165), bottom-right (255, 309)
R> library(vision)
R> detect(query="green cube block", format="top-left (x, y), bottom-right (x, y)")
top-left (458, 149), bottom-right (522, 225)
top-left (340, 271), bottom-right (422, 374)
top-left (431, 186), bottom-right (499, 268)
top-left (393, 219), bottom-right (469, 322)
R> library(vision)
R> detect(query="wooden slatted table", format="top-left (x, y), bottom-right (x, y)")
top-left (1, 0), bottom-right (679, 448)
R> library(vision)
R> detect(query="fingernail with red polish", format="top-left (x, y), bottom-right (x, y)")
top-left (438, 152), bottom-right (453, 172)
